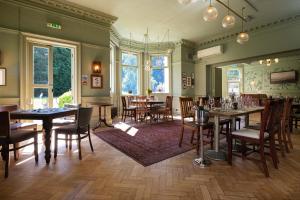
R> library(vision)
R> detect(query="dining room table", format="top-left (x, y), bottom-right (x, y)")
top-left (10, 107), bottom-right (78, 164)
top-left (205, 106), bottom-right (265, 161)
top-left (130, 99), bottom-right (165, 122)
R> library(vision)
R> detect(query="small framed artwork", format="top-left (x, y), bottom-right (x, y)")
top-left (0, 68), bottom-right (6, 86)
top-left (182, 72), bottom-right (187, 89)
top-left (91, 74), bottom-right (103, 88)
top-left (81, 74), bottom-right (88, 85)
top-left (187, 76), bottom-right (192, 87)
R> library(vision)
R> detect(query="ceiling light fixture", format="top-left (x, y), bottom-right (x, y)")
top-left (203, 0), bottom-right (218, 22)
top-left (167, 29), bottom-right (173, 54)
top-left (259, 58), bottom-right (279, 66)
top-left (144, 28), bottom-right (151, 71)
top-left (222, 0), bottom-right (235, 28)
top-left (237, 7), bottom-right (249, 44)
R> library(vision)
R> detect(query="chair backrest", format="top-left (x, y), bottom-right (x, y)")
top-left (0, 105), bottom-right (18, 112)
top-left (137, 96), bottom-right (147, 100)
top-left (261, 99), bottom-right (284, 140)
top-left (179, 97), bottom-right (195, 122)
top-left (76, 107), bottom-right (93, 132)
top-left (214, 97), bottom-right (221, 107)
top-left (121, 96), bottom-right (127, 108)
top-left (282, 98), bottom-right (293, 122)
top-left (166, 96), bottom-right (173, 110)
top-left (0, 111), bottom-right (11, 139)
top-left (198, 97), bottom-right (209, 106)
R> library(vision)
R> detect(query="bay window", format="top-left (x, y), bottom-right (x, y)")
top-left (121, 52), bottom-right (139, 95)
top-left (150, 55), bottom-right (169, 93)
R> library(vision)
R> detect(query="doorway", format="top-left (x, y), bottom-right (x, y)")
top-left (28, 42), bottom-right (75, 109)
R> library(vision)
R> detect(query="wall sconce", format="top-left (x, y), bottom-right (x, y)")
top-left (92, 61), bottom-right (101, 74)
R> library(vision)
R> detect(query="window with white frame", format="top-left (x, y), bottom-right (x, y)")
top-left (150, 55), bottom-right (169, 93)
top-left (121, 52), bottom-right (139, 95)
top-left (227, 68), bottom-right (241, 95)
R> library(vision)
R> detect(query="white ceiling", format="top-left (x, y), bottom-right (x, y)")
top-left (66, 0), bottom-right (300, 43)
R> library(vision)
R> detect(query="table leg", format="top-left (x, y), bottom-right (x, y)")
top-left (244, 114), bottom-right (249, 127)
top-left (205, 115), bottom-right (226, 161)
top-left (43, 118), bottom-right (53, 164)
top-left (194, 125), bottom-right (211, 167)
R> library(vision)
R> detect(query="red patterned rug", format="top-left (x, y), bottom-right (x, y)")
top-left (94, 120), bottom-right (196, 166)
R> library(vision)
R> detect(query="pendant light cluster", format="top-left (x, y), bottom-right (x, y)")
top-left (202, 0), bottom-right (249, 44)
top-left (144, 28), bottom-right (151, 71)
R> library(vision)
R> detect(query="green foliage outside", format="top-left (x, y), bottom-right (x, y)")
top-left (58, 91), bottom-right (73, 108)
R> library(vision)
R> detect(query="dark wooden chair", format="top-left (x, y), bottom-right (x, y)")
top-left (54, 107), bottom-right (94, 160)
top-left (228, 99), bottom-right (281, 177)
top-left (179, 97), bottom-right (214, 154)
top-left (0, 111), bottom-right (38, 178)
top-left (281, 98), bottom-right (294, 153)
top-left (157, 96), bottom-right (173, 121)
top-left (121, 96), bottom-right (137, 122)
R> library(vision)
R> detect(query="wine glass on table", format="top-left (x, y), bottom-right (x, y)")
top-left (208, 96), bottom-right (214, 110)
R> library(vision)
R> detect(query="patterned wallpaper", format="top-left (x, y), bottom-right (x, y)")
top-left (244, 58), bottom-right (300, 97)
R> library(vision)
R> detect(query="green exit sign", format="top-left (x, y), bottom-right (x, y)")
top-left (47, 22), bottom-right (62, 30)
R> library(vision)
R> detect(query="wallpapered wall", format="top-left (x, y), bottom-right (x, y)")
top-left (244, 57), bottom-right (300, 97)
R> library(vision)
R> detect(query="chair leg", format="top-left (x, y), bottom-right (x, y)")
top-left (54, 133), bottom-right (58, 159)
top-left (88, 128), bottom-right (94, 152)
top-left (270, 135), bottom-right (278, 169)
top-left (228, 135), bottom-right (232, 165)
top-left (259, 145), bottom-right (269, 177)
top-left (286, 126), bottom-right (293, 150)
top-left (277, 126), bottom-right (286, 156)
top-left (34, 135), bottom-right (39, 163)
top-left (13, 144), bottom-right (18, 161)
top-left (196, 128), bottom-right (200, 155)
top-left (69, 134), bottom-right (72, 150)
top-left (65, 134), bottom-right (68, 149)
top-left (1, 145), bottom-right (4, 161)
top-left (190, 129), bottom-right (195, 144)
top-left (3, 144), bottom-right (9, 178)
top-left (179, 126), bottom-right (184, 147)
top-left (77, 133), bottom-right (82, 160)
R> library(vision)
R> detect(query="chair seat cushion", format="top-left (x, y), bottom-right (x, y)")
top-left (53, 119), bottom-right (75, 126)
top-left (55, 124), bottom-right (77, 133)
top-left (10, 122), bottom-right (37, 130)
top-left (232, 128), bottom-right (269, 139)
top-left (9, 129), bottom-right (37, 143)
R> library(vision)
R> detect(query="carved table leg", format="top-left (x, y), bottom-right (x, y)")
top-left (43, 118), bottom-right (53, 164)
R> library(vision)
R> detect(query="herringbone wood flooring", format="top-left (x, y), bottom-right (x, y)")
top-left (0, 125), bottom-right (300, 200)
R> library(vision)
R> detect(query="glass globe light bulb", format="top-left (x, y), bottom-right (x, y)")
top-left (203, 5), bottom-right (218, 22)
top-left (222, 15), bottom-right (235, 28)
top-left (237, 32), bottom-right (249, 44)
top-left (145, 60), bottom-right (151, 71)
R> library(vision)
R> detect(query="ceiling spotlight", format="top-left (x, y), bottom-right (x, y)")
top-left (203, 0), bottom-right (218, 22)
top-left (178, 0), bottom-right (192, 5)
top-left (222, 0), bottom-right (235, 28)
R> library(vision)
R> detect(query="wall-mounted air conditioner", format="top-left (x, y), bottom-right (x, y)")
top-left (197, 45), bottom-right (223, 59)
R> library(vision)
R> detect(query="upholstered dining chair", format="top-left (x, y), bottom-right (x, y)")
top-left (121, 96), bottom-right (137, 122)
top-left (228, 99), bottom-right (281, 177)
top-left (54, 107), bottom-right (94, 160)
top-left (0, 111), bottom-right (38, 178)
top-left (179, 97), bottom-right (214, 154)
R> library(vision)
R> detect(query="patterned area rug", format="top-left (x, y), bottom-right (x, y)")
top-left (94, 120), bottom-right (195, 166)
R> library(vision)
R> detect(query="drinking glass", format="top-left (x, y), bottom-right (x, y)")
top-left (208, 96), bottom-right (214, 110)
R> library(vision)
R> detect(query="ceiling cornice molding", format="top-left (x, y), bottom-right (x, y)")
top-left (197, 15), bottom-right (300, 48)
top-left (4, 0), bottom-right (117, 28)
top-left (110, 27), bottom-right (121, 47)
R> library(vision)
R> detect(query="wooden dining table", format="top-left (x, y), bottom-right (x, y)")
top-left (206, 107), bottom-right (265, 161)
top-left (10, 108), bottom-right (78, 164)
top-left (130, 99), bottom-right (165, 121)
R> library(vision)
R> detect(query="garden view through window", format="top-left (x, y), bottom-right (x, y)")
top-left (121, 52), bottom-right (138, 95)
top-left (150, 55), bottom-right (169, 93)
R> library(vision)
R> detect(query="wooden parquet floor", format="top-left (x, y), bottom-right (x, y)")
top-left (0, 127), bottom-right (300, 200)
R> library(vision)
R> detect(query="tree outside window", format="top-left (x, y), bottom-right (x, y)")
top-left (121, 52), bottom-right (139, 95)
top-left (150, 55), bottom-right (169, 93)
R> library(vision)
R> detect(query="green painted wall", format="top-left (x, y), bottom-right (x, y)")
top-left (244, 58), bottom-right (300, 97)
top-left (0, 1), bottom-right (111, 99)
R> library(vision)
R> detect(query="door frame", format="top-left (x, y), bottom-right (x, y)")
top-left (20, 32), bottom-right (81, 109)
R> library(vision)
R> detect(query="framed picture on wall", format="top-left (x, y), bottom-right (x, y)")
top-left (91, 74), bottom-right (103, 89)
top-left (0, 68), bottom-right (6, 86)
top-left (187, 76), bottom-right (192, 87)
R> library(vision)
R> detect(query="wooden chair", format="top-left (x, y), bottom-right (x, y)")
top-left (281, 98), bottom-right (294, 153)
top-left (0, 111), bottom-right (38, 178)
top-left (179, 97), bottom-right (214, 154)
top-left (0, 105), bottom-right (37, 161)
top-left (121, 96), bottom-right (137, 122)
top-left (54, 107), bottom-right (94, 160)
top-left (228, 99), bottom-right (281, 177)
top-left (157, 96), bottom-right (173, 120)
top-left (135, 96), bottom-right (148, 121)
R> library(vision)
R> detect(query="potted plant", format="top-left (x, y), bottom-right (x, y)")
top-left (146, 88), bottom-right (152, 96)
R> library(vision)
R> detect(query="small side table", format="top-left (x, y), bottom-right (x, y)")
top-left (90, 102), bottom-right (114, 130)
top-left (193, 122), bottom-right (211, 168)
